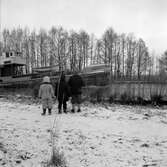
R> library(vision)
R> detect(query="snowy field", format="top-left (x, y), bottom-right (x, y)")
top-left (0, 97), bottom-right (167, 167)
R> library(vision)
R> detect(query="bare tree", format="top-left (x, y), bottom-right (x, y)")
top-left (126, 34), bottom-right (137, 79)
top-left (120, 33), bottom-right (126, 78)
top-left (29, 31), bottom-right (37, 68)
top-left (159, 50), bottom-right (167, 78)
top-left (95, 39), bottom-right (104, 64)
top-left (22, 28), bottom-right (30, 73)
top-left (136, 38), bottom-right (148, 80)
top-left (0, 26), bottom-right (155, 81)
top-left (89, 33), bottom-right (95, 65)
top-left (102, 27), bottom-right (117, 77)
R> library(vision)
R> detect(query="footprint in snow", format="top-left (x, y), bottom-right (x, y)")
top-left (160, 120), bottom-right (167, 124)
top-left (141, 143), bottom-right (150, 148)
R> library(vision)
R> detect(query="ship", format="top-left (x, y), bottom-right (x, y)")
top-left (0, 50), bottom-right (110, 88)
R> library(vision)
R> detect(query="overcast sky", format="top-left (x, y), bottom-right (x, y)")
top-left (1, 0), bottom-right (167, 55)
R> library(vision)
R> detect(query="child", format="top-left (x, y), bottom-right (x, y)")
top-left (55, 73), bottom-right (70, 114)
top-left (68, 70), bottom-right (84, 113)
top-left (39, 76), bottom-right (54, 115)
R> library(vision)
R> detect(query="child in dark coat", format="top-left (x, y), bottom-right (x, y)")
top-left (68, 71), bottom-right (85, 113)
top-left (55, 73), bottom-right (70, 114)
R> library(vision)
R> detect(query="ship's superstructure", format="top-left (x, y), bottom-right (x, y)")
top-left (0, 51), bottom-right (27, 82)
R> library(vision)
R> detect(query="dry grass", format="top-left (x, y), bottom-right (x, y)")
top-left (42, 116), bottom-right (68, 167)
top-left (44, 147), bottom-right (67, 167)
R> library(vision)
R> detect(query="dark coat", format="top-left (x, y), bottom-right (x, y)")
top-left (55, 79), bottom-right (70, 101)
top-left (68, 74), bottom-right (84, 95)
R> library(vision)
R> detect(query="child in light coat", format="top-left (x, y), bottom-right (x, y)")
top-left (39, 76), bottom-right (54, 115)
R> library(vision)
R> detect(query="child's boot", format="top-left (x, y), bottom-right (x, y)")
top-left (71, 109), bottom-right (75, 113)
top-left (58, 109), bottom-right (62, 114)
top-left (77, 108), bottom-right (81, 112)
top-left (64, 109), bottom-right (67, 114)
top-left (48, 108), bottom-right (52, 115)
top-left (41, 108), bottom-right (46, 115)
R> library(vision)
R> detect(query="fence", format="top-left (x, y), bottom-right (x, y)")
top-left (83, 81), bottom-right (167, 103)
top-left (0, 72), bottom-right (167, 104)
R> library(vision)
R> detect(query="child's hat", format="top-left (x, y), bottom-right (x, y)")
top-left (43, 76), bottom-right (50, 83)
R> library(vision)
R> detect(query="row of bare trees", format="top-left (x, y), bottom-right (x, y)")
top-left (159, 50), bottom-right (167, 80)
top-left (0, 26), bottom-right (161, 80)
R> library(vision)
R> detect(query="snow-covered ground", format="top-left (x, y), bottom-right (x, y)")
top-left (0, 97), bottom-right (167, 167)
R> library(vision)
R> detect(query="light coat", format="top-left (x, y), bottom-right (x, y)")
top-left (39, 76), bottom-right (54, 109)
top-left (39, 83), bottom-right (54, 100)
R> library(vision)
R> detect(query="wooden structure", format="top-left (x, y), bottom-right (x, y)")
top-left (82, 64), bottom-right (110, 73)
top-left (0, 51), bottom-right (28, 82)
top-left (0, 52), bottom-right (110, 86)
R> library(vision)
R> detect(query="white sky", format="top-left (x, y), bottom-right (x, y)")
top-left (1, 0), bottom-right (167, 55)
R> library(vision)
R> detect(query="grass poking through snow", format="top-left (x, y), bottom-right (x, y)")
top-left (42, 115), bottom-right (68, 167)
